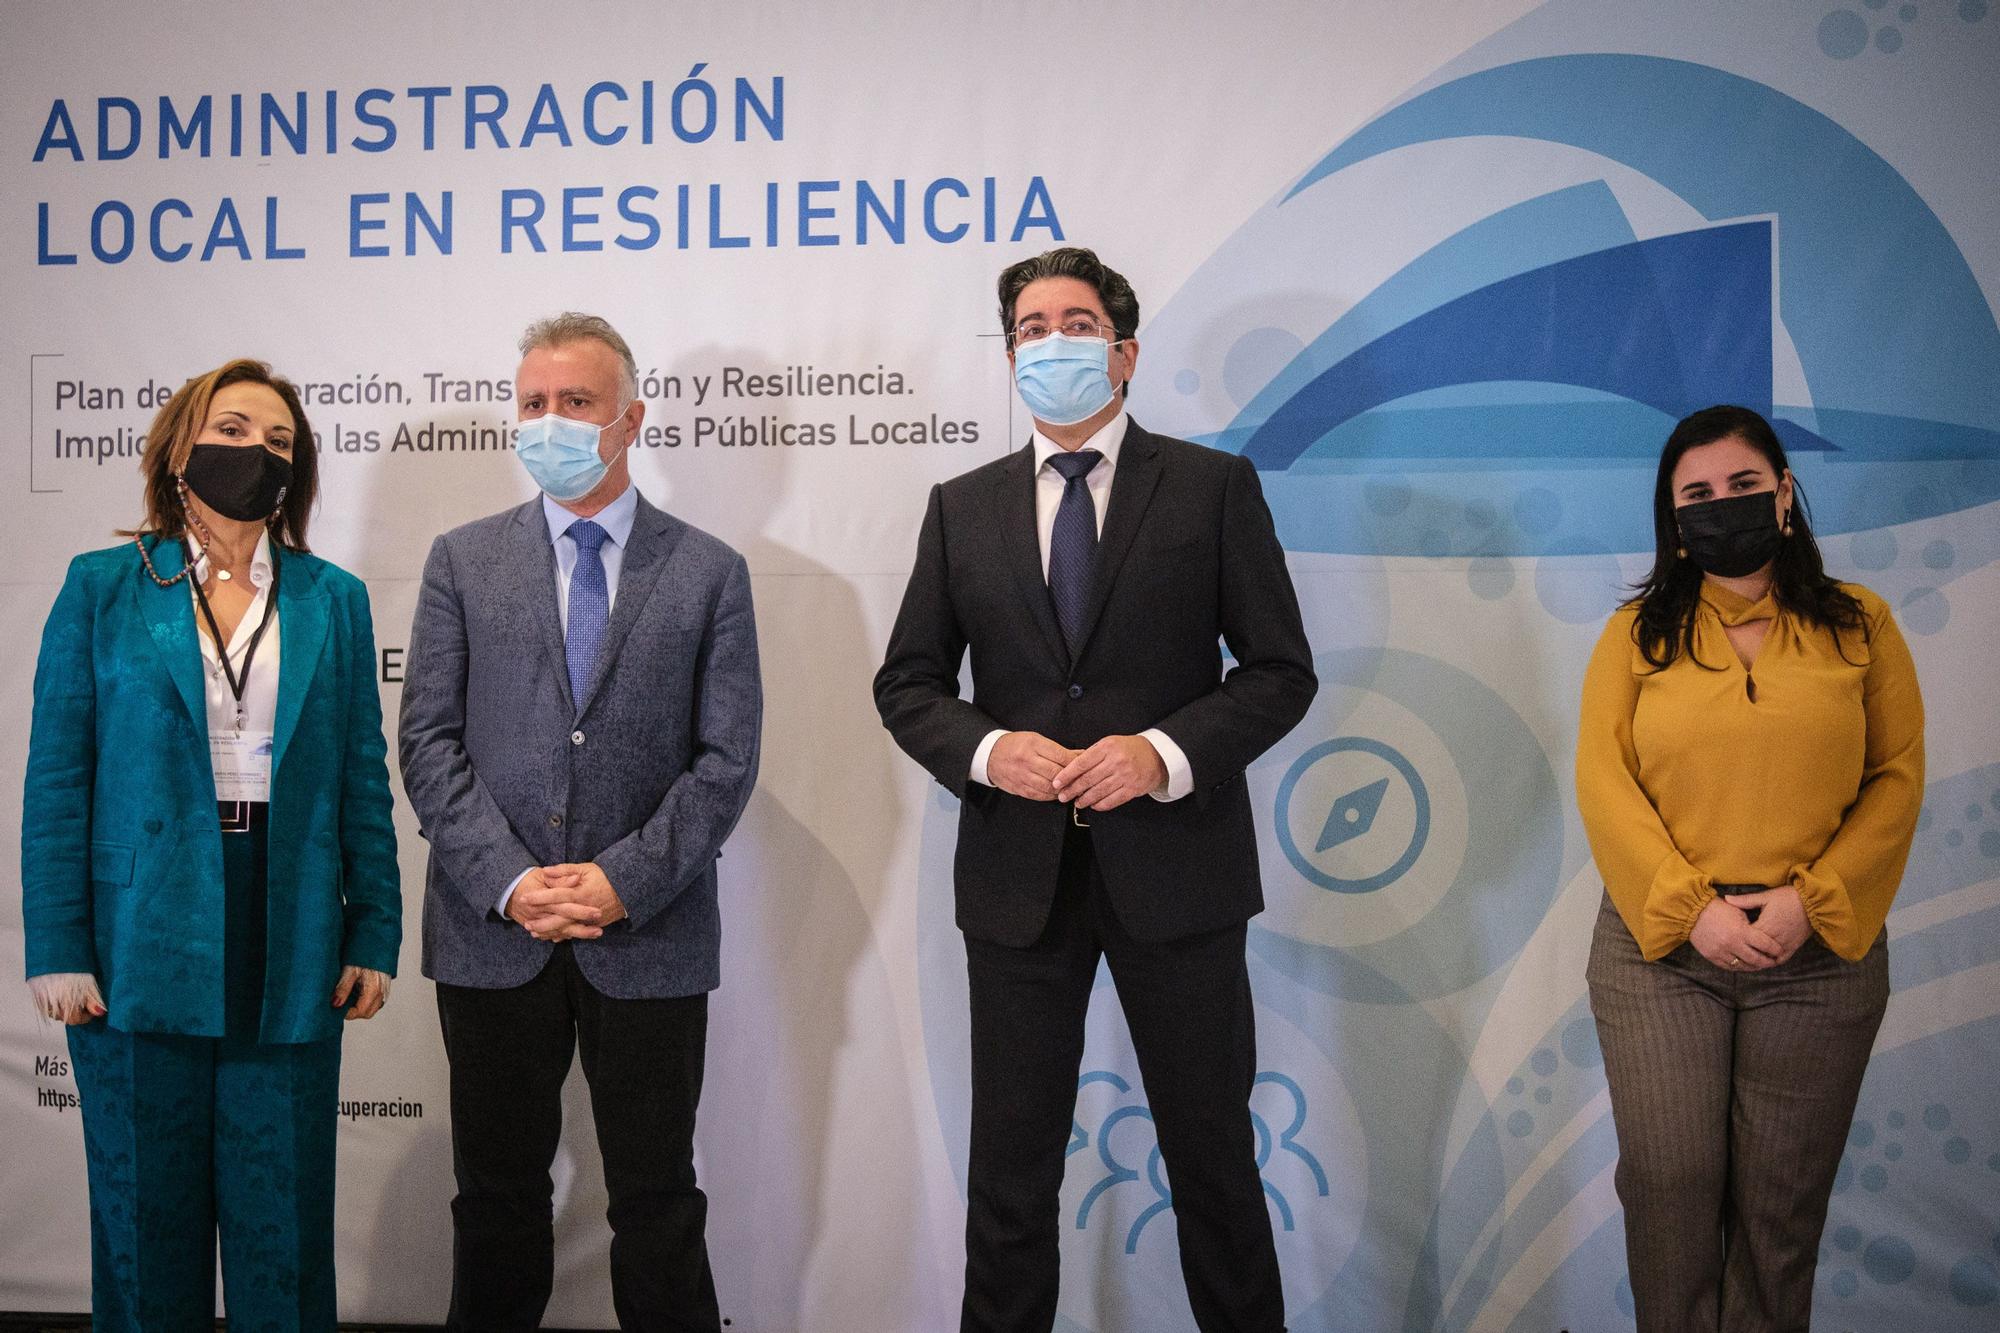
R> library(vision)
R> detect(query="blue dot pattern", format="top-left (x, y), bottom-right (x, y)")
top-left (565, 520), bottom-right (611, 706)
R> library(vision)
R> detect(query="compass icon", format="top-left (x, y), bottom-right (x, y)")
top-left (1275, 736), bottom-right (1431, 894)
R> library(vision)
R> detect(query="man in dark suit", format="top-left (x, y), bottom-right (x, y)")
top-left (875, 248), bottom-right (1316, 1332)
top-left (399, 313), bottom-right (761, 1332)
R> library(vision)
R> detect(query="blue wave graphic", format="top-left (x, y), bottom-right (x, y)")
top-left (1234, 222), bottom-right (1804, 472)
top-left (1150, 53), bottom-right (2000, 556)
top-left (1213, 181), bottom-right (1640, 454)
top-left (1289, 54), bottom-right (2000, 432)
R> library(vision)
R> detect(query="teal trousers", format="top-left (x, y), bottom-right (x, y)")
top-left (67, 807), bottom-right (342, 1331)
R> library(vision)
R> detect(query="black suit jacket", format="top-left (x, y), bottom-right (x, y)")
top-left (874, 419), bottom-right (1317, 946)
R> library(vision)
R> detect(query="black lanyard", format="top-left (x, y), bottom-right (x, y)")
top-left (188, 544), bottom-right (279, 731)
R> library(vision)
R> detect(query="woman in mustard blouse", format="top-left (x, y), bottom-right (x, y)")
top-left (1577, 405), bottom-right (1923, 1332)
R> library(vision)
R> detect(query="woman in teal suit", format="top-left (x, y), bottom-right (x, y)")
top-left (21, 357), bottom-right (401, 1331)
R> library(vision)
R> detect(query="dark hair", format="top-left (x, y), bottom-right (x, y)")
top-left (997, 246), bottom-right (1141, 345)
top-left (1629, 404), bottom-right (1863, 669)
top-left (123, 358), bottom-right (318, 551)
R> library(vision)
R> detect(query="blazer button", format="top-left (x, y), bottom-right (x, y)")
top-left (549, 814), bottom-right (563, 828)
top-left (1068, 684), bottom-right (1084, 699)
top-left (143, 818), bottom-right (163, 835)
top-left (571, 730), bottom-right (585, 746)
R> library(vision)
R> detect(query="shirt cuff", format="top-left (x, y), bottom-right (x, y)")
top-left (1790, 862), bottom-right (1864, 961)
top-left (1638, 854), bottom-right (1716, 961)
top-left (970, 729), bottom-right (1006, 787)
top-left (496, 868), bottom-right (532, 921)
top-left (1141, 728), bottom-right (1193, 802)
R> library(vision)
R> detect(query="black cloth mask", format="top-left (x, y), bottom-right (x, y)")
top-left (1677, 491), bottom-right (1783, 578)
top-left (181, 443), bottom-right (291, 522)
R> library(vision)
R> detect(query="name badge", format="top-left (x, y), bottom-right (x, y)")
top-left (210, 730), bottom-right (273, 803)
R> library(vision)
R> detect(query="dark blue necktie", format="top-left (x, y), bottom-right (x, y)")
top-left (565, 519), bottom-right (610, 704)
top-left (1045, 448), bottom-right (1102, 655)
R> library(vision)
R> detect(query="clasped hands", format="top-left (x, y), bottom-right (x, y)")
top-left (507, 862), bottom-right (627, 942)
top-left (987, 731), bottom-right (1166, 812)
top-left (1688, 885), bottom-right (1812, 972)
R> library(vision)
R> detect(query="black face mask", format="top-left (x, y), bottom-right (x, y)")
top-left (181, 443), bottom-right (291, 522)
top-left (1677, 491), bottom-right (1783, 578)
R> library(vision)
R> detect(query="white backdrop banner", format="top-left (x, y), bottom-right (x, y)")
top-left (4, 2), bottom-right (1997, 1329)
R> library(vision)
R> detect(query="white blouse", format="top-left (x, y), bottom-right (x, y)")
top-left (187, 533), bottom-right (281, 736)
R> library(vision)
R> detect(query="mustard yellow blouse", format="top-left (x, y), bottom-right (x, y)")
top-left (1577, 581), bottom-right (1924, 962)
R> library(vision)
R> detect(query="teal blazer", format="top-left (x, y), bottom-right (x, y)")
top-left (21, 538), bottom-right (401, 1044)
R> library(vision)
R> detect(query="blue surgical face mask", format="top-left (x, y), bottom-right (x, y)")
top-left (515, 407), bottom-right (628, 501)
top-left (1014, 333), bottom-right (1121, 427)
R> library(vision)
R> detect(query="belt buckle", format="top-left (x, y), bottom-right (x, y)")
top-left (1071, 802), bottom-right (1090, 829)
top-left (218, 800), bottom-right (251, 834)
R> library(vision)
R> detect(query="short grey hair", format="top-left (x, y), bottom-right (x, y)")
top-left (517, 312), bottom-right (639, 401)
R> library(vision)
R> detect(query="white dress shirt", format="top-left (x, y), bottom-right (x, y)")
top-left (188, 533), bottom-right (280, 738)
top-left (968, 411), bottom-right (1194, 802)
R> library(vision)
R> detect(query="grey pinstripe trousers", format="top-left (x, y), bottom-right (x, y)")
top-left (1586, 893), bottom-right (1889, 1332)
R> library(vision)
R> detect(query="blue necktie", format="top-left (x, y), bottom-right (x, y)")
top-left (1045, 448), bottom-right (1102, 655)
top-left (565, 519), bottom-right (610, 705)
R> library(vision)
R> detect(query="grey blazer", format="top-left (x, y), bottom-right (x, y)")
top-left (398, 492), bottom-right (761, 998)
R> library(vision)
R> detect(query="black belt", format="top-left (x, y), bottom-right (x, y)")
top-left (1714, 881), bottom-right (1777, 922)
top-left (218, 800), bottom-right (268, 834)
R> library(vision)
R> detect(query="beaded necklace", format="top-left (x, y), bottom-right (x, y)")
top-left (134, 476), bottom-right (262, 589)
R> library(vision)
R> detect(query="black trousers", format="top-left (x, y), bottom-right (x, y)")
top-left (435, 944), bottom-right (717, 1333)
top-left (961, 824), bottom-right (1286, 1333)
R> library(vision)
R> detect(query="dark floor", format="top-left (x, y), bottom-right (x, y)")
top-left (0, 1321), bottom-right (445, 1332)
top-left (0, 1312), bottom-right (616, 1320)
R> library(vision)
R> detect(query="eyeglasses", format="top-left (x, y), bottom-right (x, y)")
top-left (1009, 315), bottom-right (1122, 346)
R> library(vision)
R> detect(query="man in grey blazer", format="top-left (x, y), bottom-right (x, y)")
top-left (399, 312), bottom-right (761, 1333)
